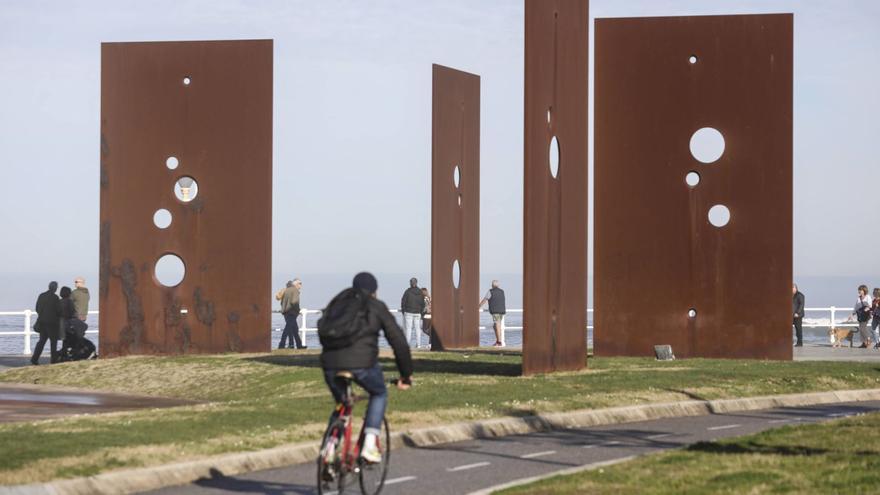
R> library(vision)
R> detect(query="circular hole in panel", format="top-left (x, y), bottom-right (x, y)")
top-left (689, 55), bottom-right (698, 64)
top-left (688, 308), bottom-right (697, 319)
top-left (153, 209), bottom-right (172, 229)
top-left (708, 204), bottom-right (731, 227)
top-left (549, 135), bottom-right (560, 178)
top-left (453, 165), bottom-right (461, 189)
top-left (689, 127), bottom-right (725, 164)
top-left (685, 171), bottom-right (701, 187)
top-left (452, 259), bottom-right (461, 289)
top-left (155, 254), bottom-right (185, 287)
top-left (166, 156), bottom-right (179, 170)
top-left (174, 176), bottom-right (198, 202)
top-left (183, 76), bottom-right (192, 86)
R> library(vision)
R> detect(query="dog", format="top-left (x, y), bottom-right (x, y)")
top-left (829, 328), bottom-right (855, 348)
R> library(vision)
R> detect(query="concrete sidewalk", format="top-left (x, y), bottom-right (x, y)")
top-left (793, 342), bottom-right (880, 362)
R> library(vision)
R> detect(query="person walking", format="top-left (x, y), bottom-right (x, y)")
top-left (279, 279), bottom-right (306, 349)
top-left (30, 282), bottom-right (61, 365)
top-left (479, 280), bottom-right (506, 347)
top-left (849, 284), bottom-right (873, 348)
top-left (70, 277), bottom-right (90, 343)
top-left (792, 283), bottom-right (805, 347)
top-left (400, 278), bottom-right (426, 348)
top-left (420, 287), bottom-right (432, 347)
top-left (58, 286), bottom-right (76, 355)
top-left (871, 288), bottom-right (880, 350)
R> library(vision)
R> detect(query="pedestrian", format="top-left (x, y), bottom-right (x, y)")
top-left (420, 287), bottom-right (432, 346)
top-left (479, 280), bottom-right (506, 347)
top-left (871, 288), bottom-right (880, 350)
top-left (400, 278), bottom-right (426, 348)
top-left (70, 277), bottom-right (90, 342)
top-left (58, 286), bottom-right (76, 353)
top-left (279, 279), bottom-right (306, 349)
top-left (792, 283), bottom-right (805, 347)
top-left (30, 281), bottom-right (61, 365)
top-left (849, 284), bottom-right (873, 348)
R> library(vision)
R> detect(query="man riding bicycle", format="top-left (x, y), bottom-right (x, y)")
top-left (318, 272), bottom-right (413, 463)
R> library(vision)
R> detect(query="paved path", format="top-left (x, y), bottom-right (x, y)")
top-left (144, 400), bottom-right (880, 495)
top-left (793, 343), bottom-right (880, 362)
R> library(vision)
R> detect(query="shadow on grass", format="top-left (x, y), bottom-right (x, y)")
top-left (246, 351), bottom-right (523, 376)
top-left (686, 440), bottom-right (834, 457)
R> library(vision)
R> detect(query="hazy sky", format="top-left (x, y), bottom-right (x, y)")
top-left (0, 0), bottom-right (878, 307)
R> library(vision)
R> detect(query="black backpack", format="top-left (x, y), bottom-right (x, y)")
top-left (318, 289), bottom-right (370, 350)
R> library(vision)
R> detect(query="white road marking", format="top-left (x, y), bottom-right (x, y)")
top-left (646, 433), bottom-right (673, 440)
top-left (707, 424), bottom-right (741, 431)
top-left (384, 475), bottom-right (417, 485)
top-left (448, 461), bottom-right (491, 472)
top-left (582, 444), bottom-right (597, 449)
top-left (828, 412), bottom-right (850, 418)
top-left (520, 450), bottom-right (557, 459)
top-left (767, 419), bottom-right (790, 424)
top-left (602, 440), bottom-right (622, 446)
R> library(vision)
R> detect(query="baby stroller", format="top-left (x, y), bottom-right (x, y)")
top-left (58, 319), bottom-right (97, 362)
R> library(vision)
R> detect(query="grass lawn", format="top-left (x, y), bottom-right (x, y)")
top-left (1, 350), bottom-right (879, 484)
top-left (498, 411), bottom-right (880, 495)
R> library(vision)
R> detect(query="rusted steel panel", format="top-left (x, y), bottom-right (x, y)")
top-left (594, 14), bottom-right (793, 360)
top-left (99, 40), bottom-right (273, 356)
top-left (431, 64), bottom-right (480, 349)
top-left (523, 0), bottom-right (589, 374)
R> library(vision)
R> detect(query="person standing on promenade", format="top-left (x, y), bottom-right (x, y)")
top-left (849, 285), bottom-right (873, 348)
top-left (871, 288), bottom-right (880, 350)
top-left (31, 282), bottom-right (61, 365)
top-left (70, 277), bottom-right (90, 343)
top-left (420, 287), bottom-right (432, 347)
top-left (400, 278), bottom-right (426, 348)
top-left (792, 283), bottom-right (805, 347)
top-left (279, 279), bottom-right (306, 349)
top-left (479, 280), bottom-right (506, 347)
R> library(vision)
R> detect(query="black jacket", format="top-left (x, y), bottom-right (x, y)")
top-left (400, 287), bottom-right (426, 314)
top-left (792, 291), bottom-right (805, 318)
top-left (34, 290), bottom-right (60, 335)
top-left (321, 291), bottom-right (413, 377)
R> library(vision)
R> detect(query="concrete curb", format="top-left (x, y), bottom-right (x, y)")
top-left (5, 387), bottom-right (880, 495)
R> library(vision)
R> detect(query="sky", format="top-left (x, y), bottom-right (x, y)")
top-left (0, 0), bottom-right (878, 309)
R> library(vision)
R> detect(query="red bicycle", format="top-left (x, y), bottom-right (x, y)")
top-left (317, 371), bottom-right (391, 495)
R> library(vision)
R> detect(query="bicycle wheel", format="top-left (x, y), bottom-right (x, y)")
top-left (358, 416), bottom-right (390, 495)
top-left (317, 420), bottom-right (343, 495)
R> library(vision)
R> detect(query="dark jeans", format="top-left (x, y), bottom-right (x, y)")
top-left (793, 317), bottom-right (803, 345)
top-left (323, 363), bottom-right (387, 435)
top-left (279, 312), bottom-right (303, 348)
top-left (32, 334), bottom-right (59, 364)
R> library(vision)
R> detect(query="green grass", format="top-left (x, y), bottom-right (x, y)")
top-left (498, 411), bottom-right (880, 495)
top-left (1, 350), bottom-right (879, 484)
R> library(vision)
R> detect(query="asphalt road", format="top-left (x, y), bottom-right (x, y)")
top-left (145, 400), bottom-right (880, 495)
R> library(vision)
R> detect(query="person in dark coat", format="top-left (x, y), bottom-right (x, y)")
top-left (400, 277), bottom-right (426, 347)
top-left (31, 282), bottom-right (61, 365)
top-left (792, 283), bottom-right (805, 347)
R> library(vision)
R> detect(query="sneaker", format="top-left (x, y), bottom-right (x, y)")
top-left (493, 341), bottom-right (503, 347)
top-left (360, 445), bottom-right (382, 463)
top-left (296, 345), bottom-right (308, 350)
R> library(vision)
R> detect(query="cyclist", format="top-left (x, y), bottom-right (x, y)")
top-left (319, 272), bottom-right (413, 463)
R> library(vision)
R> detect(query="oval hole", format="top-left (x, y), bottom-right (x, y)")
top-left (689, 127), bottom-right (725, 164)
top-left (689, 55), bottom-right (698, 64)
top-left (183, 76), bottom-right (192, 86)
top-left (546, 106), bottom-right (552, 124)
top-left (688, 308), bottom-right (697, 319)
top-left (685, 171), bottom-right (701, 187)
top-left (453, 165), bottom-right (461, 189)
top-left (174, 176), bottom-right (199, 202)
top-left (708, 204), bottom-right (731, 228)
top-left (155, 254), bottom-right (186, 287)
top-left (153, 209), bottom-right (172, 229)
top-left (457, 194), bottom-right (462, 207)
top-left (166, 156), bottom-right (179, 170)
top-left (549, 135), bottom-right (560, 178)
top-left (452, 259), bottom-right (461, 289)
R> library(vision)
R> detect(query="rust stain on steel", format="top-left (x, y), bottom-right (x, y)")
top-left (594, 14), bottom-right (793, 360)
top-left (523, 0), bottom-right (589, 375)
top-left (99, 40), bottom-right (273, 356)
top-left (431, 64), bottom-right (480, 349)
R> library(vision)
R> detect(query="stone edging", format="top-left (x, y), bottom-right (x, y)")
top-left (4, 388), bottom-right (880, 495)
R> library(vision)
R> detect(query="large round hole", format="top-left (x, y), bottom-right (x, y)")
top-left (688, 308), bottom-right (697, 319)
top-left (708, 205), bottom-right (731, 227)
top-left (452, 259), bottom-right (461, 289)
top-left (153, 209), bottom-right (172, 229)
top-left (174, 176), bottom-right (198, 202)
top-left (155, 254), bottom-right (185, 287)
top-left (453, 165), bottom-right (461, 189)
top-left (689, 127), bottom-right (725, 164)
top-left (166, 156), bottom-right (179, 170)
top-left (685, 171), bottom-right (701, 187)
top-left (183, 76), bottom-right (192, 86)
top-left (549, 135), bottom-right (560, 178)
top-left (689, 55), bottom-right (698, 64)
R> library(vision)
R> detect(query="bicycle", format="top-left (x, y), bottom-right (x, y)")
top-left (317, 371), bottom-right (391, 495)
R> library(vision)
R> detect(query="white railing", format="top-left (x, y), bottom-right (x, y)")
top-left (1, 306), bottom-right (864, 355)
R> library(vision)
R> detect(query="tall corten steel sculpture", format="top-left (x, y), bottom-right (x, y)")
top-left (431, 64), bottom-right (480, 349)
top-left (100, 40), bottom-right (273, 356)
top-left (523, 0), bottom-right (589, 374)
top-left (594, 14), bottom-right (793, 360)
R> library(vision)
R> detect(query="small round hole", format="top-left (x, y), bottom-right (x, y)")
top-left (174, 176), bottom-right (198, 202)
top-left (547, 107), bottom-right (552, 124)
top-left (689, 55), bottom-right (698, 64)
top-left (183, 77), bottom-right (192, 86)
top-left (457, 194), bottom-right (462, 207)
top-left (166, 156), bottom-right (179, 170)
top-left (685, 171), bottom-right (701, 187)
top-left (689, 127), bottom-right (725, 164)
top-left (452, 259), bottom-right (461, 289)
top-left (153, 209), bottom-right (172, 229)
top-left (453, 165), bottom-right (461, 189)
top-left (708, 204), bottom-right (731, 228)
top-left (155, 254), bottom-right (186, 287)
top-left (688, 308), bottom-right (697, 319)
top-left (549, 135), bottom-right (560, 179)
